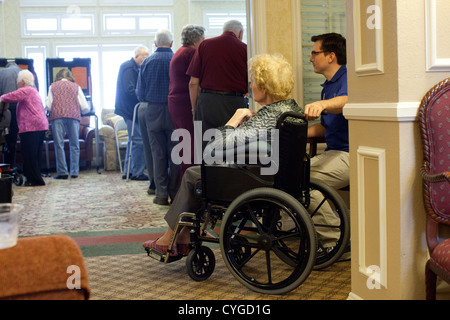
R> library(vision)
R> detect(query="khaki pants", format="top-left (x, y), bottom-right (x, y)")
top-left (309, 150), bottom-right (349, 247)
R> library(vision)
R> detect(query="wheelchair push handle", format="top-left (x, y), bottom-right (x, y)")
top-left (276, 109), bottom-right (327, 127)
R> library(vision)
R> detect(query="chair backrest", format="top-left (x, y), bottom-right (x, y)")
top-left (418, 78), bottom-right (450, 249)
top-left (114, 118), bottom-right (128, 145)
top-left (274, 112), bottom-right (308, 199)
top-left (201, 112), bottom-right (307, 203)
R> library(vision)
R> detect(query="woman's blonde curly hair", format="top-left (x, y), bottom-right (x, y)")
top-left (249, 53), bottom-right (294, 101)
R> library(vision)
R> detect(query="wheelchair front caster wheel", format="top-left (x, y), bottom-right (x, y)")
top-left (186, 246), bottom-right (215, 281)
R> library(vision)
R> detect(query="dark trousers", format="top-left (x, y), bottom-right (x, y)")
top-left (4, 103), bottom-right (18, 167)
top-left (145, 102), bottom-right (180, 200)
top-left (138, 103), bottom-right (155, 190)
top-left (194, 93), bottom-right (247, 135)
top-left (19, 130), bottom-right (45, 185)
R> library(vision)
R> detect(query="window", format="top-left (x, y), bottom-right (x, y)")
top-left (301, 0), bottom-right (346, 105)
top-left (22, 12), bottom-right (96, 37)
top-left (54, 43), bottom-right (145, 111)
top-left (102, 12), bottom-right (172, 36)
top-left (23, 44), bottom-right (49, 101)
top-left (203, 11), bottom-right (247, 39)
top-left (19, 1), bottom-right (247, 116)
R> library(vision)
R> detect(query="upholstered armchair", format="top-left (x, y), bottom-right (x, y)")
top-left (99, 109), bottom-right (122, 171)
top-left (14, 116), bottom-right (95, 170)
top-left (0, 234), bottom-right (90, 300)
top-left (419, 77), bottom-right (450, 300)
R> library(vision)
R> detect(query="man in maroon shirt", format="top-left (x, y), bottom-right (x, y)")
top-left (187, 20), bottom-right (248, 138)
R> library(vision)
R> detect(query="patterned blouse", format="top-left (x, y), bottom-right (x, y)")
top-left (205, 98), bottom-right (304, 152)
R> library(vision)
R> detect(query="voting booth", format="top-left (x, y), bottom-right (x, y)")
top-left (0, 58), bottom-right (39, 91)
top-left (45, 58), bottom-right (101, 173)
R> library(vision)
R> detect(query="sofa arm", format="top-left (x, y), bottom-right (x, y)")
top-left (99, 124), bottom-right (114, 139)
top-left (0, 234), bottom-right (90, 300)
top-left (84, 127), bottom-right (96, 162)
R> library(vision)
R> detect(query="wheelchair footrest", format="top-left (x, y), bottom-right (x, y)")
top-left (145, 247), bottom-right (183, 263)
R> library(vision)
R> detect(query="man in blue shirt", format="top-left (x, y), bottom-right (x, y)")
top-left (115, 46), bottom-right (149, 181)
top-left (305, 33), bottom-right (349, 253)
top-left (136, 29), bottom-right (179, 205)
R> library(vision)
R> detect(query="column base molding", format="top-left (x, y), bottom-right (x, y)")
top-left (343, 102), bottom-right (419, 122)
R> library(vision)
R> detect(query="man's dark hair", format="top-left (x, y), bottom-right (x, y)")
top-left (311, 33), bottom-right (347, 65)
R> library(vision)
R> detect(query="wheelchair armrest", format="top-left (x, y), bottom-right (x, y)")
top-left (203, 140), bottom-right (272, 166)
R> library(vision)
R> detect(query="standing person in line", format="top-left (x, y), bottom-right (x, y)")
top-left (136, 29), bottom-right (179, 206)
top-left (115, 46), bottom-right (150, 181)
top-left (138, 102), bottom-right (156, 195)
top-left (305, 33), bottom-right (349, 253)
top-left (46, 68), bottom-right (90, 179)
top-left (0, 62), bottom-right (21, 168)
top-left (186, 20), bottom-right (248, 138)
top-left (168, 24), bottom-right (205, 182)
top-left (0, 70), bottom-right (48, 186)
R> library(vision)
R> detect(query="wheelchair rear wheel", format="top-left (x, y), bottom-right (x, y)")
top-left (306, 178), bottom-right (350, 270)
top-left (220, 188), bottom-right (317, 295)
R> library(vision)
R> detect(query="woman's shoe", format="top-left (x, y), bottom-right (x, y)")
top-left (53, 175), bottom-right (68, 180)
top-left (143, 238), bottom-right (178, 256)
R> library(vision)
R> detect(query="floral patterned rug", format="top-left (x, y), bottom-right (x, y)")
top-left (12, 169), bottom-right (168, 237)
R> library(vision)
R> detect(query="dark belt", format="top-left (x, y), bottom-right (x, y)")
top-left (201, 89), bottom-right (244, 97)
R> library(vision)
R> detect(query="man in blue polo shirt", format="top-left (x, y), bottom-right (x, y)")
top-left (136, 29), bottom-right (179, 205)
top-left (305, 33), bottom-right (349, 253)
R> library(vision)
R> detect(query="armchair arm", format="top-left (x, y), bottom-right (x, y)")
top-left (84, 127), bottom-right (96, 161)
top-left (420, 163), bottom-right (450, 184)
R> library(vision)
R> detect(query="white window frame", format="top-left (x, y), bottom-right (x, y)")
top-left (21, 11), bottom-right (97, 38)
top-left (20, 0), bottom-right (97, 7)
top-left (53, 42), bottom-right (151, 111)
top-left (101, 11), bottom-right (173, 37)
top-left (203, 11), bottom-right (247, 39)
top-left (22, 43), bottom-right (49, 102)
top-left (100, 0), bottom-right (173, 6)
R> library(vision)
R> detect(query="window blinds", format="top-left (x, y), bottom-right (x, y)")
top-left (301, 0), bottom-right (346, 105)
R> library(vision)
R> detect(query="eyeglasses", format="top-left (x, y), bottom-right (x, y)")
top-left (311, 50), bottom-right (328, 56)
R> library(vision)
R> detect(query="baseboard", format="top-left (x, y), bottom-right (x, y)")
top-left (347, 292), bottom-right (364, 300)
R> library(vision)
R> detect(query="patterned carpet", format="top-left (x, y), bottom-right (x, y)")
top-left (11, 169), bottom-right (351, 301)
top-left (13, 169), bottom-right (167, 236)
top-left (85, 251), bottom-right (351, 301)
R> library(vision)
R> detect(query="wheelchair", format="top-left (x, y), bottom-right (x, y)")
top-left (145, 112), bottom-right (350, 295)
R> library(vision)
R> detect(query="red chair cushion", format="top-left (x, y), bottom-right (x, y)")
top-left (430, 239), bottom-right (450, 281)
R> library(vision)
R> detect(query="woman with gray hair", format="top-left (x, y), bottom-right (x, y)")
top-left (0, 70), bottom-right (48, 186)
top-left (168, 24), bottom-right (205, 182)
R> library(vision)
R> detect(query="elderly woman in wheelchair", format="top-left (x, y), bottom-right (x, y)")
top-left (143, 53), bottom-right (349, 294)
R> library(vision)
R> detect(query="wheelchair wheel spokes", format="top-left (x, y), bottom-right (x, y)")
top-left (220, 188), bottom-right (317, 295)
top-left (308, 179), bottom-right (350, 270)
